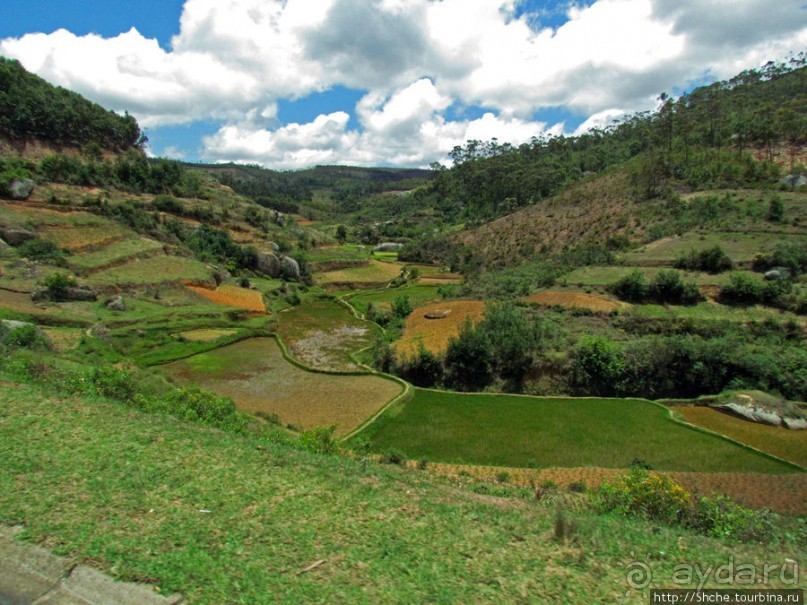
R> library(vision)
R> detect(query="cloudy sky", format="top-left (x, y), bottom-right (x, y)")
top-left (1, 0), bottom-right (805, 169)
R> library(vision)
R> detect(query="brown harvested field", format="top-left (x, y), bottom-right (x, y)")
top-left (523, 290), bottom-right (626, 313)
top-left (679, 406), bottom-right (807, 467)
top-left (394, 300), bottom-right (485, 359)
top-left (176, 328), bottom-right (239, 343)
top-left (186, 284), bottom-right (266, 313)
top-left (427, 463), bottom-right (807, 514)
top-left (162, 337), bottom-right (403, 436)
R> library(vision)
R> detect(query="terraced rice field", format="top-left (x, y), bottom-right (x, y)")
top-left (427, 464), bottom-right (806, 514)
top-left (90, 256), bottom-right (212, 286)
top-left (393, 300), bottom-right (485, 359)
top-left (620, 232), bottom-right (805, 266)
top-left (346, 284), bottom-right (440, 317)
top-left (276, 297), bottom-right (376, 371)
top-left (66, 237), bottom-right (164, 272)
top-left (315, 259), bottom-right (404, 287)
top-left (678, 406), bottom-right (807, 467)
top-left (523, 290), bottom-right (625, 313)
top-left (361, 388), bottom-right (797, 473)
top-left (418, 272), bottom-right (463, 286)
top-left (186, 284), bottom-right (266, 313)
top-left (0, 288), bottom-right (95, 323)
top-left (162, 337), bottom-right (403, 436)
top-left (41, 224), bottom-right (131, 252)
top-left (563, 266), bottom-right (763, 287)
top-left (175, 328), bottom-right (239, 343)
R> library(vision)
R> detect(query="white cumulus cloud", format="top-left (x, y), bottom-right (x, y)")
top-left (1, 0), bottom-right (805, 167)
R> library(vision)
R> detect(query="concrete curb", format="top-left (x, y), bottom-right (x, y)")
top-left (0, 526), bottom-right (182, 605)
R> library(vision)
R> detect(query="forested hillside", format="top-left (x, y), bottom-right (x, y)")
top-left (0, 57), bottom-right (144, 151)
top-left (419, 55), bottom-right (805, 228)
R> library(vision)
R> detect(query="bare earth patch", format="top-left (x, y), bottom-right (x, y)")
top-left (523, 291), bottom-right (626, 313)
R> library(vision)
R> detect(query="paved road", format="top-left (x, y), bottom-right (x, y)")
top-left (0, 526), bottom-right (182, 605)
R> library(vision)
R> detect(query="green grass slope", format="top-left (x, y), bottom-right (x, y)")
top-left (2, 379), bottom-right (801, 604)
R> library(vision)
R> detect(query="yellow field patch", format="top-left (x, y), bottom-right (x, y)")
top-left (523, 290), bottom-right (625, 313)
top-left (186, 284), bottom-right (266, 313)
top-left (175, 328), bottom-right (239, 343)
top-left (394, 300), bottom-right (485, 359)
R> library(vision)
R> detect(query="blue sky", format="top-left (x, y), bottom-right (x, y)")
top-left (1, 0), bottom-right (804, 168)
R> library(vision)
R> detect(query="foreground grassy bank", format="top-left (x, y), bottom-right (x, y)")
top-left (358, 389), bottom-right (800, 473)
top-left (2, 379), bottom-right (803, 603)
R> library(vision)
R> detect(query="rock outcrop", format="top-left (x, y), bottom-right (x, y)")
top-left (0, 226), bottom-right (36, 246)
top-left (256, 252), bottom-right (282, 278)
top-left (281, 256), bottom-right (301, 280)
top-left (8, 179), bottom-right (35, 200)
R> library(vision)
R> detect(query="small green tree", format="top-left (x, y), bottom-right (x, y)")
top-left (335, 224), bottom-right (348, 244)
top-left (767, 197), bottom-right (784, 222)
top-left (609, 269), bottom-right (647, 303)
top-left (720, 273), bottom-right (763, 306)
top-left (570, 336), bottom-right (624, 396)
top-left (42, 273), bottom-right (77, 301)
top-left (444, 320), bottom-right (493, 391)
top-left (391, 295), bottom-right (413, 319)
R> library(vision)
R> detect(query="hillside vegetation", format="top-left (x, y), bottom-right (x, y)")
top-left (0, 53), bottom-right (805, 603)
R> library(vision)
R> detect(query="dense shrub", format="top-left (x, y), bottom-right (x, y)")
top-left (752, 241), bottom-right (807, 277)
top-left (593, 467), bottom-right (691, 525)
top-left (16, 238), bottom-right (64, 263)
top-left (444, 320), bottom-right (494, 391)
top-left (0, 156), bottom-right (34, 197)
top-left (674, 245), bottom-right (733, 273)
top-left (608, 270), bottom-right (647, 303)
top-left (647, 270), bottom-right (703, 305)
top-left (0, 323), bottom-right (48, 349)
top-left (687, 495), bottom-right (784, 543)
top-left (300, 425), bottom-right (339, 455)
top-left (398, 345), bottom-right (443, 387)
top-left (570, 333), bottom-right (805, 401)
top-left (569, 336), bottom-right (625, 396)
top-left (41, 273), bottom-right (77, 301)
top-left (719, 273), bottom-right (764, 305)
top-left (609, 269), bottom-right (702, 305)
top-left (595, 468), bottom-right (795, 544)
